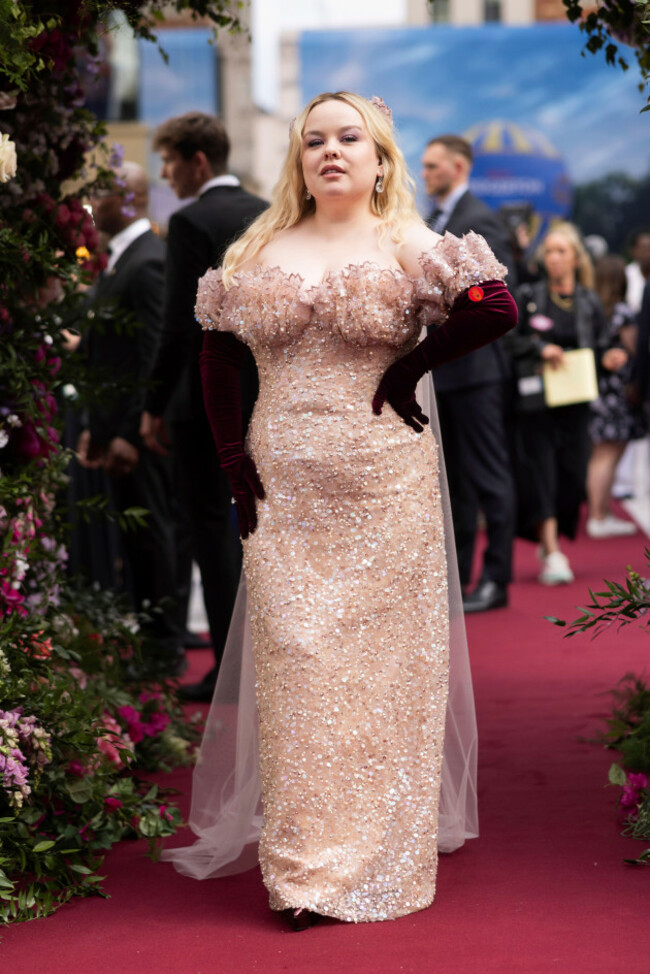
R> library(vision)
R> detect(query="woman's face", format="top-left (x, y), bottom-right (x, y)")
top-left (301, 99), bottom-right (382, 204)
top-left (543, 232), bottom-right (578, 283)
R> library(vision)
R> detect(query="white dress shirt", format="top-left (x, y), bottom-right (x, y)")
top-left (626, 262), bottom-right (647, 313)
top-left (106, 218), bottom-right (152, 273)
top-left (198, 174), bottom-right (241, 196)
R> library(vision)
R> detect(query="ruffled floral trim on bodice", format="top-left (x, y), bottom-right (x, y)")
top-left (195, 265), bottom-right (312, 346)
top-left (415, 231), bottom-right (508, 327)
top-left (310, 263), bottom-right (417, 348)
top-left (195, 230), bottom-right (507, 347)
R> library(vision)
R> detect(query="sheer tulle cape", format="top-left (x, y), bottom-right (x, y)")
top-left (162, 368), bottom-right (479, 880)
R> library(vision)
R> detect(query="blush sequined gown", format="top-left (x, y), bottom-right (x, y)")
top-left (195, 232), bottom-right (505, 923)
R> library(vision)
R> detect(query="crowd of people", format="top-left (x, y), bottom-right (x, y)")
top-left (65, 110), bottom-right (650, 685)
top-left (59, 92), bottom-right (650, 929)
top-left (421, 136), bottom-right (650, 601)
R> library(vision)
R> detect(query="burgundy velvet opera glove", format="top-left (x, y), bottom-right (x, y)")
top-left (372, 280), bottom-right (518, 432)
top-left (200, 330), bottom-right (265, 539)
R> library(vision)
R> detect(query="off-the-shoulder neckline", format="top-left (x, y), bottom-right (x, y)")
top-left (229, 260), bottom-right (411, 295)
top-left (209, 231), bottom-right (491, 294)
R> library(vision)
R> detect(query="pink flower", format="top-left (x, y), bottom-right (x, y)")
top-left (117, 705), bottom-right (146, 744)
top-left (26, 632), bottom-right (53, 659)
top-left (34, 192), bottom-right (56, 215)
top-left (55, 204), bottom-right (71, 227)
top-left (69, 666), bottom-right (87, 689)
top-left (620, 772), bottom-right (648, 820)
top-left (78, 822), bottom-right (92, 841)
top-left (627, 773), bottom-right (648, 791)
top-left (104, 796), bottom-right (123, 812)
top-left (0, 580), bottom-right (26, 616)
top-left (142, 711), bottom-right (170, 737)
top-left (67, 760), bottom-right (87, 777)
top-left (12, 422), bottom-right (49, 460)
top-left (158, 804), bottom-right (174, 822)
top-left (620, 785), bottom-right (641, 817)
top-left (97, 714), bottom-right (134, 769)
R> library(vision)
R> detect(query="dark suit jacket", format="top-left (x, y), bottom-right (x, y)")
top-left (87, 229), bottom-right (166, 447)
top-left (431, 189), bottom-right (516, 393)
top-left (511, 280), bottom-right (609, 360)
top-left (146, 184), bottom-right (267, 423)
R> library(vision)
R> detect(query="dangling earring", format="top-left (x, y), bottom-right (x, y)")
top-left (375, 175), bottom-right (384, 194)
top-left (305, 189), bottom-right (312, 200)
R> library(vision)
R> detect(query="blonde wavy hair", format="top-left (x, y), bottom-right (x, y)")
top-left (539, 221), bottom-right (595, 290)
top-left (222, 91), bottom-right (420, 285)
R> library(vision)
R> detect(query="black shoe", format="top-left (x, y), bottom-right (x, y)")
top-left (282, 909), bottom-right (320, 932)
top-left (182, 630), bottom-right (212, 650)
top-left (462, 580), bottom-right (508, 614)
top-left (166, 652), bottom-right (190, 678)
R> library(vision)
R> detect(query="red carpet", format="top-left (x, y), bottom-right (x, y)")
top-left (3, 525), bottom-right (649, 973)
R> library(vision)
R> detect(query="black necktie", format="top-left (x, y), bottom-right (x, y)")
top-left (428, 207), bottom-right (446, 234)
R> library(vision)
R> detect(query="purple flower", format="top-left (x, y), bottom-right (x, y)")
top-left (109, 143), bottom-right (125, 169)
top-left (121, 190), bottom-right (136, 219)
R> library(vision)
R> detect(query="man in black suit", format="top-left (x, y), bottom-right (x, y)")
top-left (140, 112), bottom-right (266, 700)
top-left (79, 163), bottom-right (184, 674)
top-left (421, 135), bottom-right (516, 613)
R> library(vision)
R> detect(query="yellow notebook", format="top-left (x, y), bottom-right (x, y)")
top-left (542, 348), bottom-right (599, 408)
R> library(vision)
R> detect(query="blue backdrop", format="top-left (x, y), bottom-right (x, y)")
top-left (299, 24), bottom-right (648, 228)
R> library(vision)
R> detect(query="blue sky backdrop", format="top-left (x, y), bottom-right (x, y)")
top-left (300, 24), bottom-right (649, 213)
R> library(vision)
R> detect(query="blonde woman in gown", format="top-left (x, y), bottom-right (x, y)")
top-left (164, 92), bottom-right (517, 926)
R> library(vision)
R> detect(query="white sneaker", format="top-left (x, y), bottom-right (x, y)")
top-left (586, 515), bottom-right (637, 539)
top-left (539, 550), bottom-right (574, 585)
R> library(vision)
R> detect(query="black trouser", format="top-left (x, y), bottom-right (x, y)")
top-left (170, 416), bottom-right (241, 672)
top-left (436, 381), bottom-right (515, 588)
top-left (111, 448), bottom-right (182, 659)
top-left (514, 403), bottom-right (591, 541)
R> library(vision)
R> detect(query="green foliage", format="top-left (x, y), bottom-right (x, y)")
top-left (0, 0), bottom-right (240, 924)
top-left (546, 549), bottom-right (650, 637)
top-left (0, 580), bottom-right (199, 923)
top-left (0, 1), bottom-right (49, 91)
top-left (599, 675), bottom-right (650, 772)
top-left (549, 553), bottom-right (650, 864)
top-left (561, 0), bottom-right (650, 112)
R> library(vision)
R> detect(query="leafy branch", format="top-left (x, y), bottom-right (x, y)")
top-left (547, 549), bottom-right (650, 636)
top-left (562, 0), bottom-right (650, 111)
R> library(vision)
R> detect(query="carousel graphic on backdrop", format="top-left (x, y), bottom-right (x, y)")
top-left (465, 120), bottom-right (572, 242)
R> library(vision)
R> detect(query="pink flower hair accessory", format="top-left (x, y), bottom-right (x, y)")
top-left (369, 96), bottom-right (393, 126)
